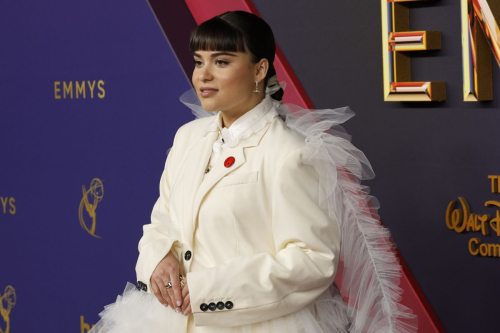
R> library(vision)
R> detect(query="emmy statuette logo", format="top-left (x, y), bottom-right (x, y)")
top-left (0, 285), bottom-right (16, 333)
top-left (79, 178), bottom-right (104, 238)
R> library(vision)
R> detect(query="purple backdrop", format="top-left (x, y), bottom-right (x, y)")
top-left (0, 1), bottom-right (194, 331)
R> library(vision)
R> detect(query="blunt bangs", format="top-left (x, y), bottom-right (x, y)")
top-left (189, 18), bottom-right (247, 53)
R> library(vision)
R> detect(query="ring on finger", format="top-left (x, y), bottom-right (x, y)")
top-left (165, 281), bottom-right (172, 289)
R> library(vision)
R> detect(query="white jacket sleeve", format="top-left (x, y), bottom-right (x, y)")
top-left (135, 127), bottom-right (184, 293)
top-left (186, 147), bottom-right (341, 327)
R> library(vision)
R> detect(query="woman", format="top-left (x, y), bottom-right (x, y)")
top-left (91, 10), bottom-right (417, 333)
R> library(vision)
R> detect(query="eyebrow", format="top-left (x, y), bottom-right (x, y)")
top-left (193, 51), bottom-right (237, 58)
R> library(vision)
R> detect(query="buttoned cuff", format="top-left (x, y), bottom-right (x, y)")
top-left (186, 269), bottom-right (235, 326)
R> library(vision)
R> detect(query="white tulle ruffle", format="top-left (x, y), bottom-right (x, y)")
top-left (274, 96), bottom-right (417, 333)
top-left (88, 282), bottom-right (184, 333)
top-left (89, 282), bottom-right (350, 333)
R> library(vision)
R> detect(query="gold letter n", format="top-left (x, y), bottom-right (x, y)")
top-left (462, 0), bottom-right (500, 101)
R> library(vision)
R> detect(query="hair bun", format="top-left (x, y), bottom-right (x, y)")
top-left (265, 74), bottom-right (284, 104)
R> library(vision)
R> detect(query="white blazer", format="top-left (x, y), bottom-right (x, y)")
top-left (135, 97), bottom-right (341, 328)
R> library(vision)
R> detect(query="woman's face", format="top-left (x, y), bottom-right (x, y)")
top-left (192, 49), bottom-right (267, 115)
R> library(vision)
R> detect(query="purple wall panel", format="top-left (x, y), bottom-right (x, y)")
top-left (0, 0), bottom-right (194, 331)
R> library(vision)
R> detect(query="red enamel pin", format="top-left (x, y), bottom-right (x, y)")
top-left (224, 156), bottom-right (235, 168)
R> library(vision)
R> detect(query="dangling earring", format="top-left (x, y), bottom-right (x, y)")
top-left (253, 81), bottom-right (260, 93)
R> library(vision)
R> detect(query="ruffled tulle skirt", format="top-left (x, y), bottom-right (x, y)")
top-left (89, 282), bottom-right (350, 333)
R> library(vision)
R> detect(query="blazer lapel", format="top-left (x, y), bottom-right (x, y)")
top-left (191, 120), bottom-right (273, 233)
top-left (181, 130), bottom-right (218, 248)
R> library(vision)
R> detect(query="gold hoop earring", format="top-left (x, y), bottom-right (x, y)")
top-left (253, 81), bottom-right (260, 93)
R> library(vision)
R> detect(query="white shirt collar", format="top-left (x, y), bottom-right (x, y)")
top-left (203, 94), bottom-right (278, 147)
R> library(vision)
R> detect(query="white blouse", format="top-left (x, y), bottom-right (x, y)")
top-left (203, 94), bottom-right (278, 175)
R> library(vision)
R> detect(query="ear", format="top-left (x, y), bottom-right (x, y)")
top-left (254, 58), bottom-right (269, 83)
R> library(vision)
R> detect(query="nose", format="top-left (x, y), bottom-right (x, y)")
top-left (198, 64), bottom-right (213, 82)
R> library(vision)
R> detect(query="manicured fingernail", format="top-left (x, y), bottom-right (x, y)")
top-left (176, 307), bottom-right (181, 313)
top-left (163, 304), bottom-right (168, 308)
top-left (177, 300), bottom-right (181, 306)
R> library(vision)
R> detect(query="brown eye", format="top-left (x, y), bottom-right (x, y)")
top-left (215, 59), bottom-right (229, 66)
top-left (194, 60), bottom-right (202, 66)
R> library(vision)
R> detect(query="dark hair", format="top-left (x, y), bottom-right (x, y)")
top-left (189, 10), bottom-right (283, 101)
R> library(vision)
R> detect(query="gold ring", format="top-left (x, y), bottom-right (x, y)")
top-left (165, 275), bottom-right (185, 289)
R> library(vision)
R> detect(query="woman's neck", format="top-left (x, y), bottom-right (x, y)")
top-left (220, 94), bottom-right (265, 128)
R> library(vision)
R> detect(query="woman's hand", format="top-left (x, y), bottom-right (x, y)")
top-left (150, 251), bottom-right (184, 313)
top-left (181, 277), bottom-right (191, 315)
